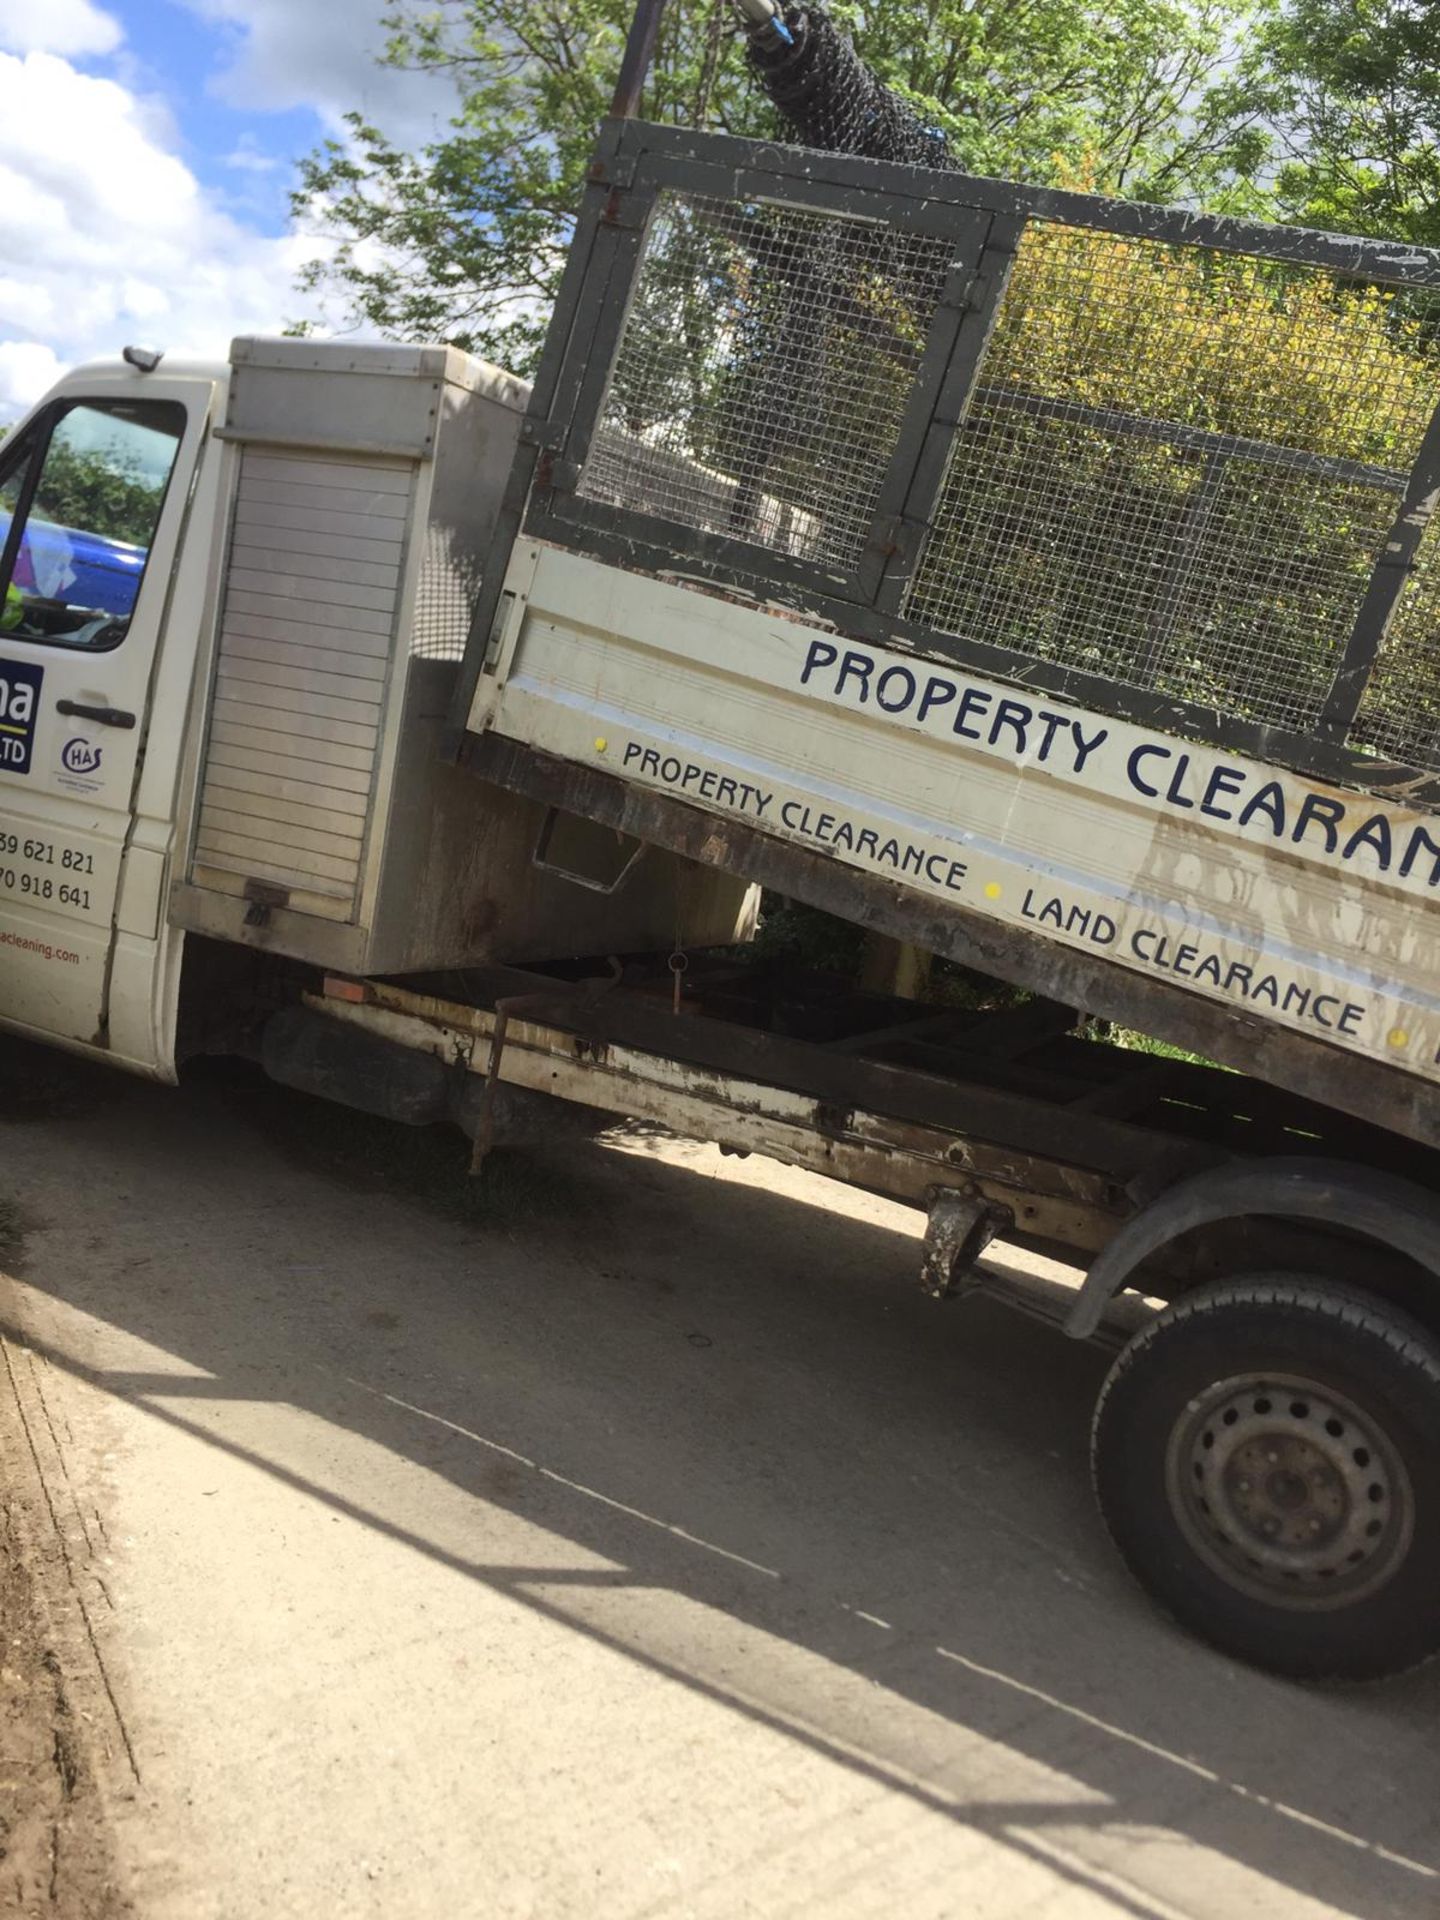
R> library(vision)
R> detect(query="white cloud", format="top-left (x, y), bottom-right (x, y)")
top-left (180, 0), bottom-right (458, 147)
top-left (0, 50), bottom-right (330, 417)
top-left (0, 342), bottom-right (64, 416)
top-left (0, 0), bottom-right (122, 58)
top-left (223, 135), bottom-right (281, 175)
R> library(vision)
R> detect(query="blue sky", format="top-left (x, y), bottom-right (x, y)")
top-left (0, 0), bottom-right (458, 414)
top-left (118, 0), bottom-right (320, 229)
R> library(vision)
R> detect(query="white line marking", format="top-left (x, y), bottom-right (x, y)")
top-left (331, 1370), bottom-right (780, 1579)
top-left (935, 1644), bottom-right (1438, 1879)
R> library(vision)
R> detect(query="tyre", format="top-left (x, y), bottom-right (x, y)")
top-left (1091, 1277), bottom-right (1440, 1680)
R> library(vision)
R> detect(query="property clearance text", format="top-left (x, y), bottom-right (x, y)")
top-left (621, 743), bottom-right (966, 890)
top-left (799, 641), bottom-right (1440, 887)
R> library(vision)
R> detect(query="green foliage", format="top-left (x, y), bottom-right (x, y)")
top-left (294, 0), bottom-right (1284, 375)
top-left (907, 220), bottom-right (1440, 726)
top-left (1269, 0), bottom-right (1440, 246)
top-left (294, 0), bottom-right (768, 374)
top-left (821, 0), bottom-right (1281, 202)
top-left (749, 894), bottom-right (868, 971)
top-left (34, 442), bottom-right (161, 548)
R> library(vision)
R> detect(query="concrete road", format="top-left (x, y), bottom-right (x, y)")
top-left (0, 1040), bottom-right (1436, 1919)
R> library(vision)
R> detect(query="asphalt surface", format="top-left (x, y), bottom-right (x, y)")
top-left (0, 1038), bottom-right (1437, 1918)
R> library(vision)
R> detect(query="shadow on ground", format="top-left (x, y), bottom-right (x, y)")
top-left (2, 1035), bottom-right (1436, 1918)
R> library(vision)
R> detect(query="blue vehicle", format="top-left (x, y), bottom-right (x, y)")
top-left (0, 511), bottom-right (148, 620)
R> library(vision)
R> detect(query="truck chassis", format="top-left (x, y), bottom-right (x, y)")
top-left (256, 955), bottom-right (1440, 1679)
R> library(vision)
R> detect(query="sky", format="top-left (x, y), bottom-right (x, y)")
top-left (0, 0), bottom-right (463, 418)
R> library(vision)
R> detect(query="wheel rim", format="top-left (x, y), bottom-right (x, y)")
top-left (1164, 1371), bottom-right (1415, 1611)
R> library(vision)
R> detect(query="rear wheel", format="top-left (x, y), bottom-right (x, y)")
top-left (1091, 1278), bottom-right (1440, 1680)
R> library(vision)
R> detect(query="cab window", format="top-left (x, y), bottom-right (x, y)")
top-left (0, 399), bottom-right (185, 650)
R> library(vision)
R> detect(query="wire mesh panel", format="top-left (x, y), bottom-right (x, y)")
top-left (410, 522), bottom-right (478, 660)
top-left (483, 122), bottom-right (1440, 796)
top-left (1352, 530), bottom-right (1440, 766)
top-left (905, 223), bottom-right (1440, 740)
top-left (579, 190), bottom-right (955, 574)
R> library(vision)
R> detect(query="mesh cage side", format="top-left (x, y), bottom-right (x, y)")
top-left (410, 522), bottom-right (477, 660)
top-left (905, 222), bottom-right (1440, 742)
top-left (579, 190), bottom-right (953, 572)
top-left (1353, 530), bottom-right (1440, 768)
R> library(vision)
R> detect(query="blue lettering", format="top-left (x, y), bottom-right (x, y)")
top-left (875, 666), bottom-right (917, 713)
top-left (1128, 744), bottom-right (1169, 797)
top-left (1070, 722), bottom-right (1108, 773)
top-left (800, 639), bottom-right (838, 686)
top-left (952, 688), bottom-right (992, 739)
top-left (1343, 814), bottom-right (1393, 871)
top-left (836, 650), bottom-right (874, 703)
top-left (1400, 824), bottom-right (1440, 885)
top-left (1035, 712), bottom-right (1069, 763)
top-left (1237, 783), bottom-right (1286, 835)
top-left (1165, 754), bottom-right (1196, 810)
top-left (917, 675), bottom-right (958, 724)
top-left (1200, 766), bottom-right (1246, 820)
top-left (1293, 791), bottom-right (1345, 854)
top-left (990, 698), bottom-right (1031, 755)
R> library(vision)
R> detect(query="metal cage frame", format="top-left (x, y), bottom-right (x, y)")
top-left (455, 119), bottom-right (1440, 805)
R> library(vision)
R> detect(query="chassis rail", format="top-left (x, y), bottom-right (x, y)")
top-left (290, 960), bottom-right (1440, 1327)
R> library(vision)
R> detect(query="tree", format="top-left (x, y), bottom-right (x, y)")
top-left (1268, 0), bottom-right (1440, 244)
top-left (293, 0), bottom-right (1282, 376)
top-left (34, 443), bottom-right (162, 549)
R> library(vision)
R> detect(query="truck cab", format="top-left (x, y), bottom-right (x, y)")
top-left (0, 341), bottom-right (756, 1082)
top-left (0, 355), bottom-right (223, 1076)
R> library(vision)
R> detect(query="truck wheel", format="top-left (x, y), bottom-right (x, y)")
top-left (1091, 1277), bottom-right (1440, 1680)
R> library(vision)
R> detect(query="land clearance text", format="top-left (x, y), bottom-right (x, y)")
top-left (619, 742), bottom-right (1370, 1037)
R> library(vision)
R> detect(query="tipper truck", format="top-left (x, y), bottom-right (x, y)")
top-left (5, 3), bottom-right (1440, 1680)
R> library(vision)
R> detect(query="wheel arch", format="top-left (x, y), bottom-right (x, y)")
top-left (1067, 1157), bottom-right (1440, 1341)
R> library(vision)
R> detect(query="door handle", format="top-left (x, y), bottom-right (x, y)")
top-left (55, 700), bottom-right (136, 730)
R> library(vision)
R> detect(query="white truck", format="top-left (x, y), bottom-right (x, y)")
top-left (4, 110), bottom-right (1440, 1681)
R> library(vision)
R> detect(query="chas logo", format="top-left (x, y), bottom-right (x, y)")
top-left (61, 738), bottom-right (102, 775)
top-left (0, 659), bottom-right (42, 775)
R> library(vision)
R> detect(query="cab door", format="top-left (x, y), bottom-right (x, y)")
top-left (0, 384), bottom-right (196, 1049)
